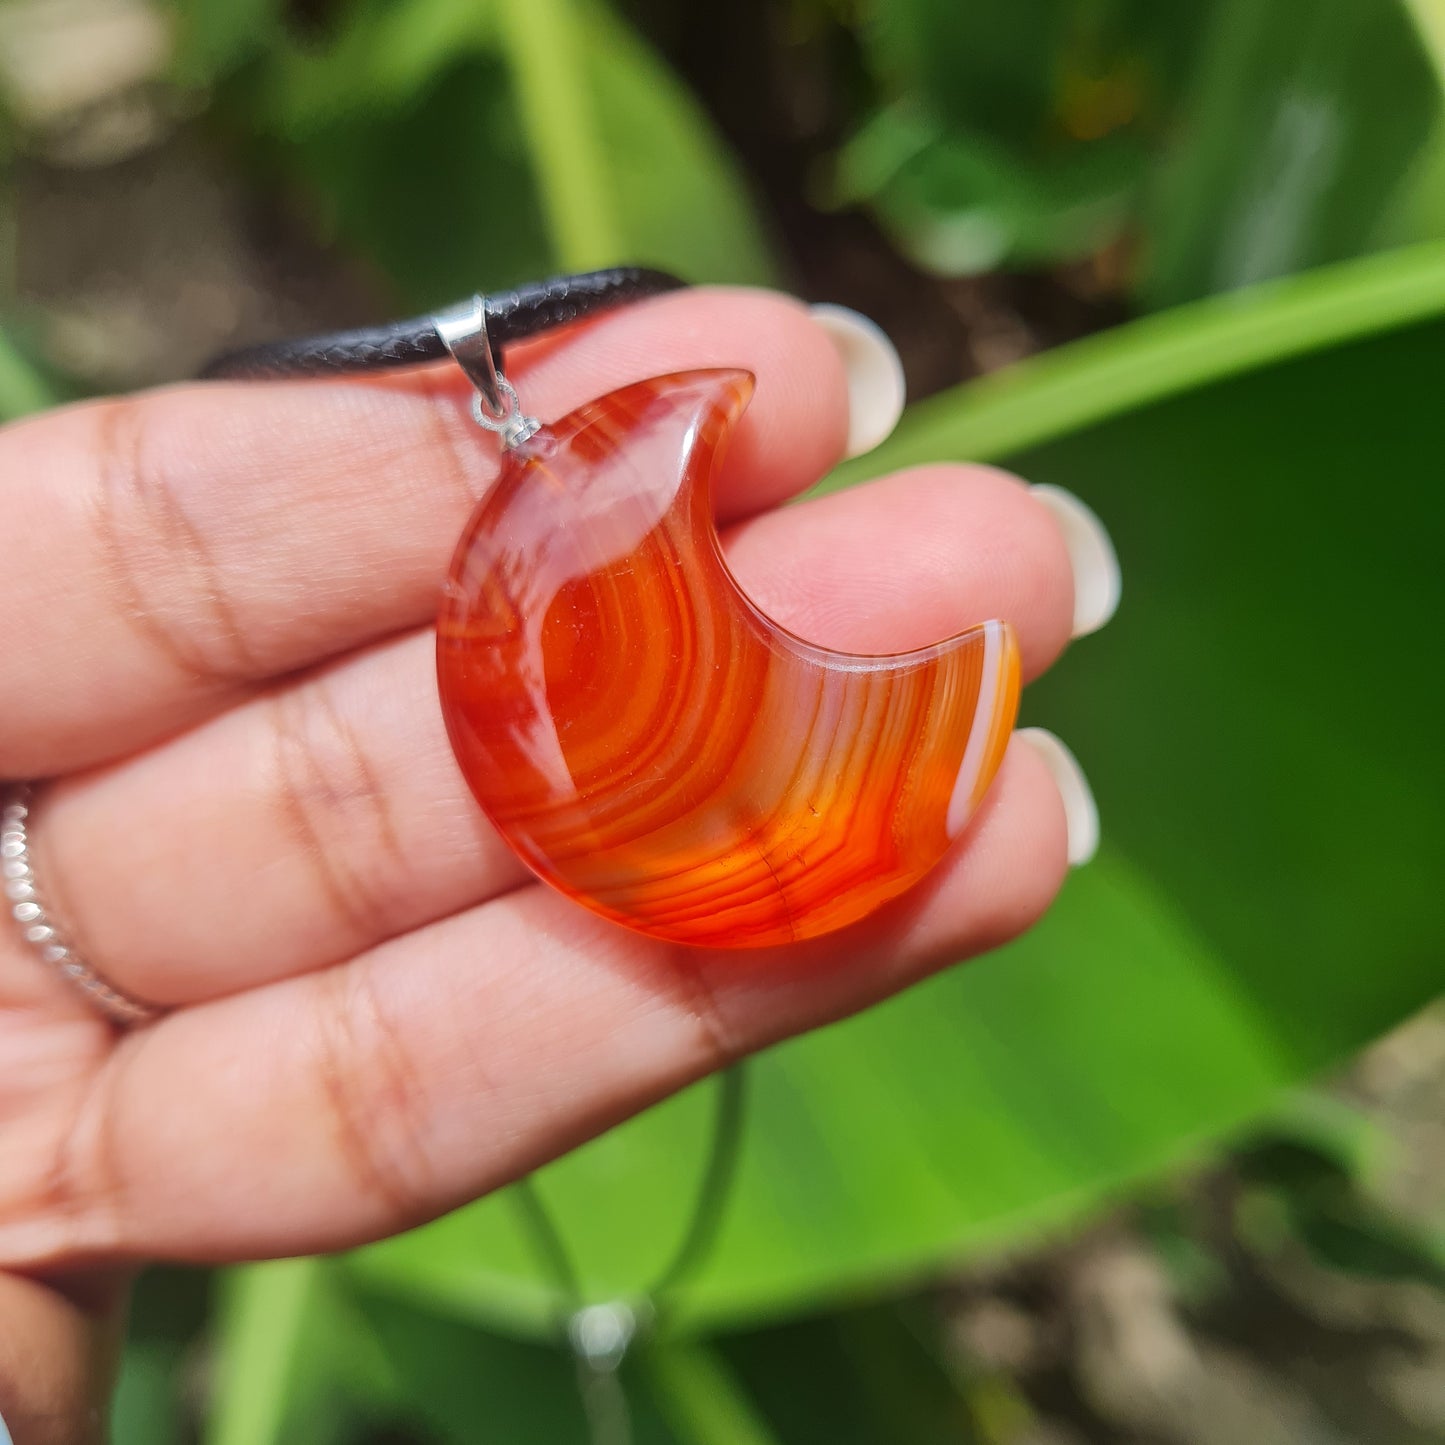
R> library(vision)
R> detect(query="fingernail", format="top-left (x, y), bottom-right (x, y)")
top-left (1031, 484), bottom-right (1121, 638)
top-left (810, 303), bottom-right (907, 459)
top-left (1017, 728), bottom-right (1100, 867)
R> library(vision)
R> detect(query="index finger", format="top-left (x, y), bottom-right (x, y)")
top-left (0, 288), bottom-right (849, 778)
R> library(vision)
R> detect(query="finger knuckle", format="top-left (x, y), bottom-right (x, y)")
top-left (90, 398), bottom-right (257, 688)
top-left (310, 962), bottom-right (435, 1228)
top-left (265, 682), bottom-right (411, 948)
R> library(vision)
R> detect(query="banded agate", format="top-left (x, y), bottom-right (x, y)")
top-left (437, 370), bottom-right (1020, 947)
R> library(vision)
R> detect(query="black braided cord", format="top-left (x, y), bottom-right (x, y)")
top-left (200, 266), bottom-right (685, 381)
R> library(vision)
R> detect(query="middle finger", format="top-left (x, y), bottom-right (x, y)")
top-left (29, 465), bottom-right (1076, 1005)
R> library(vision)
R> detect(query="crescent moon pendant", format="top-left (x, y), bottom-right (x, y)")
top-left (437, 369), bottom-right (1020, 948)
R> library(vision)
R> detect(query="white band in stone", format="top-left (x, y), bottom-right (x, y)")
top-left (2, 788), bottom-right (159, 1027)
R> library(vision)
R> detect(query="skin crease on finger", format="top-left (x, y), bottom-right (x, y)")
top-left (27, 463), bottom-right (1075, 1008)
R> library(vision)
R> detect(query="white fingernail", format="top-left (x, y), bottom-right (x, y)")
top-left (1017, 728), bottom-right (1099, 867)
top-left (810, 303), bottom-right (907, 459)
top-left (1031, 484), bottom-right (1121, 638)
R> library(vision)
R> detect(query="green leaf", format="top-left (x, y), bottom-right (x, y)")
top-left (0, 323), bottom-right (57, 419)
top-left (827, 239), bottom-right (1445, 480)
top-left (573, 4), bottom-right (775, 284)
top-left (495, 0), bottom-right (621, 270)
top-left (643, 1342), bottom-right (780, 1445)
top-left (1403, 0), bottom-right (1445, 87)
top-left (112, 1344), bottom-right (187, 1445)
top-left (347, 240), bottom-right (1445, 1336)
top-left (718, 1305), bottom-right (990, 1445)
top-left (206, 1260), bottom-right (353, 1445)
top-left (493, 0), bottom-right (775, 281)
top-left (113, 1269), bottom-right (212, 1445)
top-left (257, 0), bottom-right (499, 128)
top-left (1142, 0), bottom-right (1444, 306)
top-left (829, 107), bottom-right (1142, 276)
top-left (1377, 119), bottom-right (1445, 251)
top-left (339, 1289), bottom-right (594, 1444)
top-left (860, 0), bottom-right (1201, 150)
top-left (261, 50), bottom-right (552, 308)
top-left (1243, 1090), bottom-right (1393, 1186)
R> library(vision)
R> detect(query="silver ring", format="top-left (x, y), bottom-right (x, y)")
top-left (2, 787), bottom-right (160, 1027)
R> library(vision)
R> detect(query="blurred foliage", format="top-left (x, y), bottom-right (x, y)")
top-left (0, 322), bottom-right (56, 416)
top-left (159, 0), bottom-right (1445, 305)
top-left (828, 0), bottom-right (1209, 275)
top-left (170, 0), bottom-right (776, 304)
top-left (1141, 0), bottom-right (1442, 305)
top-left (827, 0), bottom-right (1445, 300)
top-left (2, 0), bottom-right (1441, 1439)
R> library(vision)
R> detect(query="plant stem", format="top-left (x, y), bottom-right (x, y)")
top-left (496, 0), bottom-right (621, 271)
top-left (206, 1261), bottom-right (325, 1445)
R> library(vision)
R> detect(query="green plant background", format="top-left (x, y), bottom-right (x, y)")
top-left (3, 0), bottom-right (1443, 1441)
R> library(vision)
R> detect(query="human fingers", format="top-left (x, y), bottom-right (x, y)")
top-left (0, 1270), bottom-right (127, 1445)
top-left (1, 289), bottom-right (853, 778)
top-left (25, 465), bottom-right (1085, 1007)
top-left (1, 736), bottom-right (1078, 1270)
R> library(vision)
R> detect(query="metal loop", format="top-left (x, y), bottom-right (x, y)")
top-left (433, 295), bottom-right (541, 450)
top-left (471, 384), bottom-right (542, 449)
top-left (470, 377), bottom-right (522, 430)
top-left (433, 295), bottom-right (506, 414)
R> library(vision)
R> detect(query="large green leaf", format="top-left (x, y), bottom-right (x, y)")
top-left (1142, 0), bottom-right (1443, 306)
top-left (345, 242), bottom-right (1445, 1336)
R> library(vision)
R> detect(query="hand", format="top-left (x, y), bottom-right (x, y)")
top-left (0, 289), bottom-right (1100, 1440)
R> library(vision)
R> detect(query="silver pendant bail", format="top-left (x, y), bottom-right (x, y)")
top-left (433, 294), bottom-right (541, 450)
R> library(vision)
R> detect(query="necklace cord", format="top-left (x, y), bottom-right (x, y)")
top-left (647, 1062), bottom-right (747, 1312)
top-left (512, 1064), bottom-right (748, 1322)
top-left (509, 1064), bottom-right (748, 1445)
top-left (198, 267), bottom-right (684, 381)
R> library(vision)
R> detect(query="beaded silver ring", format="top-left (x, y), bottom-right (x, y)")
top-left (2, 788), bottom-right (159, 1027)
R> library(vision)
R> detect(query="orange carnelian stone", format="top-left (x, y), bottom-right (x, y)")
top-left (437, 370), bottom-right (1019, 947)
